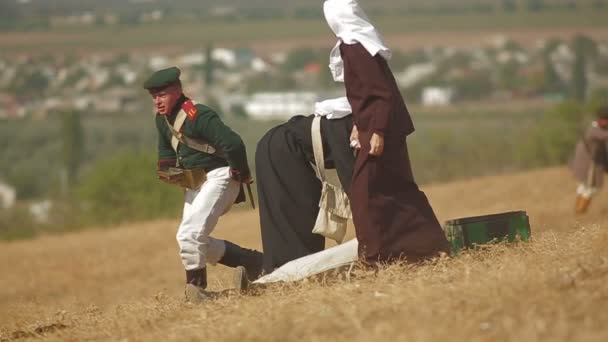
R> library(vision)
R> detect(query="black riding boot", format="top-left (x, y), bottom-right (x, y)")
top-left (218, 240), bottom-right (264, 281)
top-left (186, 268), bottom-right (207, 288)
top-left (184, 268), bottom-right (211, 303)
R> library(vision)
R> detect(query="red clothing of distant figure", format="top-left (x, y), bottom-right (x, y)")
top-left (340, 42), bottom-right (450, 264)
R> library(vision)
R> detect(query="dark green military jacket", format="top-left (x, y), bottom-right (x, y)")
top-left (155, 95), bottom-right (250, 176)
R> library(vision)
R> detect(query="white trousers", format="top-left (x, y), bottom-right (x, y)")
top-left (176, 166), bottom-right (240, 270)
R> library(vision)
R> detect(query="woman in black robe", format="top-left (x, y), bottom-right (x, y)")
top-left (255, 114), bottom-right (354, 274)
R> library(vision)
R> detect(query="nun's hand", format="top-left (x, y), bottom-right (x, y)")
top-left (369, 133), bottom-right (384, 156)
top-left (350, 125), bottom-right (361, 150)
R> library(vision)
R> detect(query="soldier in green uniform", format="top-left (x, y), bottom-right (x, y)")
top-left (143, 66), bottom-right (262, 303)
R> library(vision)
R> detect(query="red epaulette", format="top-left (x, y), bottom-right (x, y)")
top-left (182, 100), bottom-right (198, 121)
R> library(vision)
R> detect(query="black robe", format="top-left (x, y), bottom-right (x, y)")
top-left (255, 114), bottom-right (354, 273)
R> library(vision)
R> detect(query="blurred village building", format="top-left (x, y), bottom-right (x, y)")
top-left (0, 181), bottom-right (16, 210)
top-left (245, 92), bottom-right (317, 120)
top-left (1, 35), bottom-right (607, 120)
top-left (422, 87), bottom-right (454, 106)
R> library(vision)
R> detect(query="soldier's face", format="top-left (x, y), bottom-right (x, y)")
top-left (150, 84), bottom-right (182, 115)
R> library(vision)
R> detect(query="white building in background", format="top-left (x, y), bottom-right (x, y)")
top-left (212, 48), bottom-right (237, 68)
top-left (29, 200), bottom-right (53, 224)
top-left (245, 92), bottom-right (318, 121)
top-left (148, 55), bottom-right (170, 70)
top-left (422, 87), bottom-right (453, 106)
top-left (396, 62), bottom-right (437, 88)
top-left (177, 53), bottom-right (206, 67)
top-left (140, 10), bottom-right (164, 23)
top-left (0, 181), bottom-right (16, 209)
top-left (251, 57), bottom-right (269, 73)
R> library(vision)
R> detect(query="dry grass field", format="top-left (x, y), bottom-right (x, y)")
top-left (2, 11), bottom-right (608, 56)
top-left (2, 27), bottom-right (607, 58)
top-left (1, 167), bottom-right (608, 341)
top-left (4, 27), bottom-right (608, 57)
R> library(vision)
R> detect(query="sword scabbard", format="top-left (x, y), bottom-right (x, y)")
top-left (246, 183), bottom-right (255, 210)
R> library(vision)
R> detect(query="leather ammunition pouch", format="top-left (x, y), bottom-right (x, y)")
top-left (157, 167), bottom-right (207, 190)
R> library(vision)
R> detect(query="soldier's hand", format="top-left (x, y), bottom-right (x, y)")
top-left (158, 176), bottom-right (180, 185)
top-left (230, 168), bottom-right (253, 184)
top-left (242, 175), bottom-right (254, 185)
top-left (369, 133), bottom-right (384, 156)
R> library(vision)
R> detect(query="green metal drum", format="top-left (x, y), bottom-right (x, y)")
top-left (444, 211), bottom-right (531, 255)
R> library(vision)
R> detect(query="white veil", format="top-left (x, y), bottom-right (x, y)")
top-left (324, 0), bottom-right (392, 82)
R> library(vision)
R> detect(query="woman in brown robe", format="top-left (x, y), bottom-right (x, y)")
top-left (324, 0), bottom-right (449, 264)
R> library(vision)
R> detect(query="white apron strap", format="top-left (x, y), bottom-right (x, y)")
top-left (170, 110), bottom-right (188, 152)
top-left (311, 116), bottom-right (326, 180)
top-left (311, 116), bottom-right (343, 187)
top-left (164, 103), bottom-right (218, 155)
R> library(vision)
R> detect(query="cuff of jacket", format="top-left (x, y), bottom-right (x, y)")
top-left (158, 159), bottom-right (177, 170)
top-left (371, 114), bottom-right (389, 136)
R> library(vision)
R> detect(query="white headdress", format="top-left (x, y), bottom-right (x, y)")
top-left (323, 0), bottom-right (392, 82)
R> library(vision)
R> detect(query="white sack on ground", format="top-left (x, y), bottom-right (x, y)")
top-left (254, 239), bottom-right (359, 284)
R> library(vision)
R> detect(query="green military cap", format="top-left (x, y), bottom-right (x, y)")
top-left (143, 66), bottom-right (181, 90)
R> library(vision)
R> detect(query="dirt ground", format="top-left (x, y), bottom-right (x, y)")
top-left (1, 167), bottom-right (608, 341)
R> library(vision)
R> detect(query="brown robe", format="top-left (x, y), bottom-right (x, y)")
top-left (340, 42), bottom-right (450, 264)
top-left (571, 122), bottom-right (608, 188)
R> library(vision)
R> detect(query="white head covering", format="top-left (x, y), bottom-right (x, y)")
top-left (323, 0), bottom-right (392, 82)
top-left (313, 97), bottom-right (352, 120)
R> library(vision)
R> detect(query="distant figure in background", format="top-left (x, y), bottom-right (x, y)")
top-left (323, 0), bottom-right (450, 264)
top-left (571, 106), bottom-right (608, 214)
top-left (143, 67), bottom-right (263, 303)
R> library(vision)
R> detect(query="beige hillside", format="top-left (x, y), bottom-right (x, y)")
top-left (1, 167), bottom-right (607, 341)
